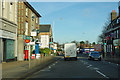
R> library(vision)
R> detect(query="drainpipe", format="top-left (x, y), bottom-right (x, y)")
top-left (16, 27), bottom-right (17, 61)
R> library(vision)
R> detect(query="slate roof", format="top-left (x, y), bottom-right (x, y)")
top-left (39, 24), bottom-right (51, 32)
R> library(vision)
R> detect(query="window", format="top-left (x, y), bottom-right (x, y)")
top-left (117, 30), bottom-right (119, 38)
top-left (2, 0), bottom-right (5, 8)
top-left (111, 45), bottom-right (112, 52)
top-left (26, 7), bottom-right (28, 17)
top-left (31, 12), bottom-right (34, 21)
top-left (31, 24), bottom-right (33, 31)
top-left (25, 22), bottom-right (28, 35)
top-left (10, 2), bottom-right (13, 21)
top-left (36, 18), bottom-right (38, 23)
top-left (114, 31), bottom-right (116, 39)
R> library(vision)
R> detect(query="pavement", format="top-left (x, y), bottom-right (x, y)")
top-left (2, 56), bottom-right (61, 79)
top-left (103, 56), bottom-right (120, 65)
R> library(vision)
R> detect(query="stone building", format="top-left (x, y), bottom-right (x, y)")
top-left (0, 0), bottom-right (18, 62)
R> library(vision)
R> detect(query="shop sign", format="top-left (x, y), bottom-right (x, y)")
top-left (23, 35), bottom-right (30, 40)
top-left (113, 39), bottom-right (120, 46)
top-left (25, 39), bottom-right (30, 43)
top-left (31, 32), bottom-right (36, 36)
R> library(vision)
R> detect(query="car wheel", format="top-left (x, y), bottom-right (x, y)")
top-left (75, 57), bottom-right (77, 60)
top-left (64, 58), bottom-right (66, 61)
top-left (99, 58), bottom-right (101, 61)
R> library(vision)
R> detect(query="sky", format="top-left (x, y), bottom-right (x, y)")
top-left (29, 2), bottom-right (118, 44)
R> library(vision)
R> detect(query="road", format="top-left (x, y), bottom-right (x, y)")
top-left (26, 54), bottom-right (120, 79)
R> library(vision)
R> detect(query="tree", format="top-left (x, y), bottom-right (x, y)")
top-left (92, 42), bottom-right (96, 45)
top-left (71, 40), bottom-right (77, 43)
top-left (71, 40), bottom-right (78, 45)
top-left (79, 41), bottom-right (85, 49)
top-left (97, 15), bottom-right (111, 43)
top-left (80, 41), bottom-right (85, 44)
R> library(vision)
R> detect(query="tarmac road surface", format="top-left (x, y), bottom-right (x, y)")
top-left (26, 54), bottom-right (120, 79)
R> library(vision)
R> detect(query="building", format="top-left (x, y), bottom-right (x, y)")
top-left (17, 0), bottom-right (41, 61)
top-left (104, 2), bottom-right (120, 57)
top-left (94, 44), bottom-right (102, 52)
top-left (38, 24), bottom-right (53, 49)
top-left (53, 42), bottom-right (57, 53)
top-left (0, 0), bottom-right (18, 62)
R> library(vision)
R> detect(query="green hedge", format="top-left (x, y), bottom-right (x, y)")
top-left (39, 48), bottom-right (50, 54)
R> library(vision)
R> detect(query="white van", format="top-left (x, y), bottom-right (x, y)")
top-left (64, 43), bottom-right (77, 60)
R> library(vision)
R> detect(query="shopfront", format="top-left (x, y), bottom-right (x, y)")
top-left (0, 29), bottom-right (16, 62)
top-left (113, 39), bottom-right (120, 57)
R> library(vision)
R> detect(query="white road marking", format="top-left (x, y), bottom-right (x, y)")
top-left (96, 70), bottom-right (109, 79)
top-left (40, 70), bottom-right (50, 72)
top-left (87, 65), bottom-right (92, 68)
top-left (52, 64), bottom-right (55, 66)
top-left (34, 70), bottom-right (41, 74)
top-left (93, 68), bottom-right (99, 70)
top-left (49, 66), bottom-right (51, 68)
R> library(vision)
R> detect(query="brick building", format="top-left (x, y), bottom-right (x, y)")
top-left (17, 0), bottom-right (41, 61)
top-left (104, 2), bottom-right (120, 57)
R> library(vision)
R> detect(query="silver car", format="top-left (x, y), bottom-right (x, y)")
top-left (88, 51), bottom-right (101, 61)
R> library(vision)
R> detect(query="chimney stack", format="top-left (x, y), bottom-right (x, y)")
top-left (111, 10), bottom-right (117, 22)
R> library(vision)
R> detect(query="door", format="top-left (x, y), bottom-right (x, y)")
top-left (6, 39), bottom-right (15, 60)
top-left (3, 39), bottom-right (6, 62)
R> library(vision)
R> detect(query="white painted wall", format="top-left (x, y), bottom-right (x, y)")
top-left (40, 35), bottom-right (49, 48)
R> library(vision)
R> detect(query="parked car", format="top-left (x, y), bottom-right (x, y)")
top-left (88, 51), bottom-right (101, 61)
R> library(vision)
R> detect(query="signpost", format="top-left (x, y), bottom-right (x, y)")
top-left (25, 39), bottom-right (31, 69)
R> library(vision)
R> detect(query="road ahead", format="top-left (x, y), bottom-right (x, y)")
top-left (26, 54), bottom-right (120, 79)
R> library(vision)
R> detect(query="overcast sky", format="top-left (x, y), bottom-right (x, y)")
top-left (29, 2), bottom-right (118, 44)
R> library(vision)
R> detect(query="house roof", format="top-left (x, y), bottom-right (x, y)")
top-left (39, 24), bottom-right (51, 32)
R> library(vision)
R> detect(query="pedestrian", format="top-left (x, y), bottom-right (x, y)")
top-left (102, 50), bottom-right (104, 58)
top-left (112, 51), bottom-right (114, 57)
top-left (44, 53), bottom-right (45, 56)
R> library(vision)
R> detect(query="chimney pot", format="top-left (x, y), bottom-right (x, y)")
top-left (112, 10), bottom-right (116, 12)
